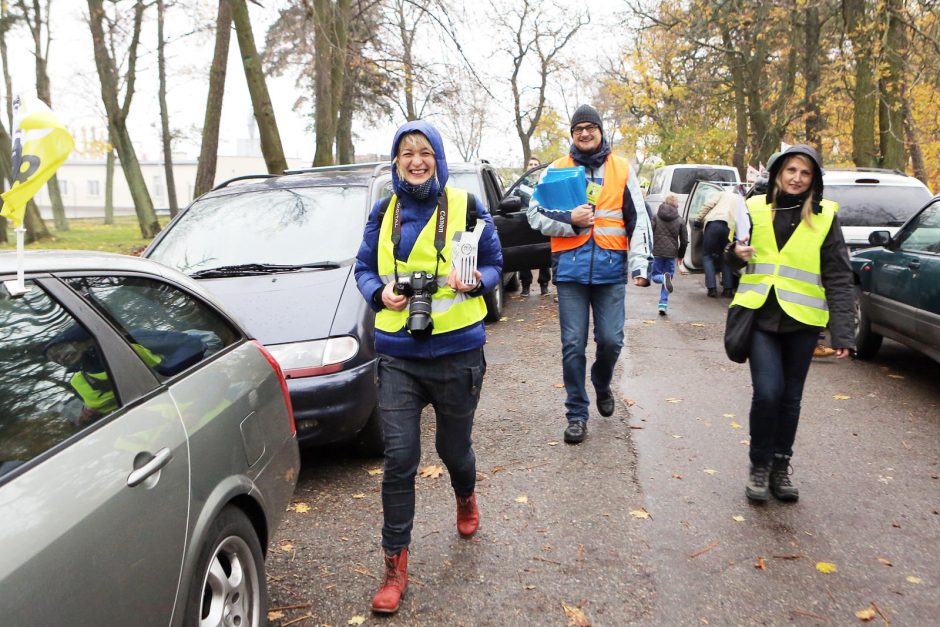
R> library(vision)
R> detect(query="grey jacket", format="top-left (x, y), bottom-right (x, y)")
top-left (651, 200), bottom-right (688, 259)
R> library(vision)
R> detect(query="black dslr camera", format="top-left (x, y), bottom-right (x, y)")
top-left (395, 271), bottom-right (438, 336)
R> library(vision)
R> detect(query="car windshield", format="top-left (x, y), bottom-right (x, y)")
top-left (824, 184), bottom-right (932, 227)
top-left (447, 171), bottom-right (484, 197)
top-left (149, 185), bottom-right (368, 273)
top-left (670, 168), bottom-right (737, 194)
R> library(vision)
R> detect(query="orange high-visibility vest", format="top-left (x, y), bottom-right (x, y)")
top-left (549, 154), bottom-right (630, 253)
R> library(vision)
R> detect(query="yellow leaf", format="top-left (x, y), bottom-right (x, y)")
top-left (739, 439), bottom-right (750, 445)
top-left (643, 319), bottom-right (657, 324)
top-left (515, 318), bottom-right (525, 322)
top-left (690, 322), bottom-right (705, 327)
top-left (666, 397), bottom-right (682, 403)
top-left (877, 557), bottom-right (893, 567)
top-left (352, 493), bottom-right (366, 499)
top-left (418, 464), bottom-right (444, 479)
top-left (671, 434), bottom-right (683, 439)
top-left (833, 395), bottom-right (851, 400)
top-left (855, 607), bottom-right (877, 621)
top-left (730, 421), bottom-right (742, 429)
top-left (623, 397), bottom-right (636, 406)
top-left (348, 616), bottom-right (367, 625)
top-left (906, 575), bottom-right (922, 584)
top-left (500, 316), bottom-right (508, 321)
top-left (279, 543), bottom-right (293, 552)
top-left (755, 556), bottom-right (766, 570)
top-left (723, 413), bottom-right (735, 418)
top-left (289, 502), bottom-right (311, 514)
top-left (553, 383), bottom-right (565, 388)
top-left (703, 469), bottom-right (717, 475)
top-left (267, 610), bottom-right (285, 620)
top-left (515, 495), bottom-right (529, 504)
top-left (816, 561), bottom-right (838, 574)
top-left (548, 441), bottom-right (559, 446)
top-left (367, 467), bottom-right (383, 476)
top-left (732, 515), bottom-right (746, 522)
top-left (561, 602), bottom-right (591, 627)
top-left (630, 508), bottom-right (651, 519)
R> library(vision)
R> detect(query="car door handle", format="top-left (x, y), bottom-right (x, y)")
top-left (908, 260), bottom-right (921, 270)
top-left (127, 448), bottom-right (173, 487)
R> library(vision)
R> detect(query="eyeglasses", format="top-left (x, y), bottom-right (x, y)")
top-left (571, 124), bottom-right (599, 136)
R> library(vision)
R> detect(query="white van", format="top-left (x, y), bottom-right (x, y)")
top-left (646, 164), bottom-right (740, 213)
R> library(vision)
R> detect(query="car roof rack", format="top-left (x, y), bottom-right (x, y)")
top-left (826, 166), bottom-right (907, 177)
top-left (283, 161), bottom-right (386, 175)
top-left (211, 174), bottom-right (277, 191)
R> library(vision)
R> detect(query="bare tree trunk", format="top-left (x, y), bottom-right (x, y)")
top-left (88, 0), bottom-right (160, 238)
top-left (396, 0), bottom-right (417, 121)
top-left (230, 0), bottom-right (287, 174)
top-left (313, 0), bottom-right (351, 166)
top-left (194, 0), bottom-right (231, 198)
top-left (104, 138), bottom-right (114, 225)
top-left (879, 0), bottom-right (907, 170)
top-left (156, 0), bottom-right (178, 217)
top-left (901, 90), bottom-right (926, 183)
top-left (336, 83), bottom-right (355, 164)
top-left (803, 4), bottom-right (823, 153)
top-left (844, 0), bottom-right (878, 167)
top-left (723, 32), bottom-right (748, 177)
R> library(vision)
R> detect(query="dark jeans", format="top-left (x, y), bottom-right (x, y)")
top-left (702, 221), bottom-right (734, 290)
top-left (747, 328), bottom-right (818, 465)
top-left (377, 348), bottom-right (485, 554)
top-left (519, 267), bottom-right (550, 288)
top-left (556, 281), bottom-right (625, 423)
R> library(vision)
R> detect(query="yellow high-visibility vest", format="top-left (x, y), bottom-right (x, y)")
top-left (731, 197), bottom-right (837, 327)
top-left (375, 188), bottom-right (487, 334)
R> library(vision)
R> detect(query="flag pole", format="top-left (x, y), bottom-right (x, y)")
top-left (3, 226), bottom-right (30, 297)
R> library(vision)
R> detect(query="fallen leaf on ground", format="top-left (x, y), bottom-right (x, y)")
top-left (666, 397), bottom-right (682, 403)
top-left (672, 474), bottom-right (683, 480)
top-left (500, 316), bottom-right (508, 321)
top-left (732, 515), bottom-right (746, 522)
top-left (492, 465), bottom-right (505, 473)
top-left (548, 441), bottom-right (559, 446)
top-left (833, 394), bottom-right (851, 400)
top-left (906, 575), bottom-right (922, 584)
top-left (690, 322), bottom-right (705, 327)
top-left (723, 413), bottom-right (735, 418)
top-left (418, 464), bottom-right (444, 479)
top-left (367, 468), bottom-right (383, 476)
top-left (267, 610), bottom-right (285, 621)
top-left (703, 469), bottom-right (717, 475)
top-left (877, 557), bottom-right (893, 567)
top-left (348, 616), bottom-right (367, 625)
top-left (671, 434), bottom-right (683, 439)
top-left (887, 374), bottom-right (904, 379)
top-left (740, 439), bottom-right (750, 445)
top-left (630, 509), bottom-right (651, 519)
top-left (642, 319), bottom-right (657, 324)
top-left (279, 543), bottom-right (293, 552)
top-left (755, 557), bottom-right (766, 570)
top-left (623, 397), bottom-right (636, 406)
top-left (855, 607), bottom-right (877, 621)
top-left (352, 493), bottom-right (365, 499)
top-left (730, 421), bottom-right (742, 429)
top-left (816, 562), bottom-right (838, 574)
top-left (515, 495), bottom-right (529, 504)
top-left (515, 318), bottom-right (525, 322)
top-left (562, 602), bottom-right (591, 626)
top-left (553, 383), bottom-right (565, 388)
top-left (289, 502), bottom-right (311, 514)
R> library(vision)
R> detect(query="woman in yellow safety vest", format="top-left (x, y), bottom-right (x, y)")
top-left (728, 145), bottom-right (855, 503)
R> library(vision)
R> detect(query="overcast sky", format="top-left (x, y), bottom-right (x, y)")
top-left (7, 1), bottom-right (627, 168)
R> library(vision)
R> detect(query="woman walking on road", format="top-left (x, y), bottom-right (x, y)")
top-left (354, 120), bottom-right (502, 614)
top-left (727, 145), bottom-right (854, 503)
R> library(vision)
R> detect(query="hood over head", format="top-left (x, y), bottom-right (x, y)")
top-left (657, 199), bottom-right (679, 221)
top-left (390, 120), bottom-right (448, 199)
top-left (766, 144), bottom-right (824, 210)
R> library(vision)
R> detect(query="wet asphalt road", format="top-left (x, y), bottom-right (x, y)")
top-left (267, 271), bottom-right (939, 626)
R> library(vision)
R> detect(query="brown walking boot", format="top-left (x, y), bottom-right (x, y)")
top-left (456, 493), bottom-right (479, 537)
top-left (371, 548), bottom-right (408, 614)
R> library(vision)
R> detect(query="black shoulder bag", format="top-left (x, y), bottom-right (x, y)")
top-left (724, 304), bottom-right (756, 363)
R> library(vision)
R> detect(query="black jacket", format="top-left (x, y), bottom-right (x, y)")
top-left (651, 200), bottom-right (688, 259)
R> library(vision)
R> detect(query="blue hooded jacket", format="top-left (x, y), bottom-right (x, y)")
top-left (354, 120), bottom-right (503, 359)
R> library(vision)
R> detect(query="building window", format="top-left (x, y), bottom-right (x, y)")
top-left (87, 180), bottom-right (100, 196)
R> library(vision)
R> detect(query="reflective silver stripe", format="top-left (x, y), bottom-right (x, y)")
top-left (431, 292), bottom-right (471, 313)
top-left (776, 288), bottom-right (828, 311)
top-left (736, 283), bottom-right (769, 296)
top-left (594, 209), bottom-right (622, 219)
top-left (745, 263), bottom-right (776, 275)
top-left (777, 265), bottom-right (822, 287)
top-left (594, 226), bottom-right (627, 237)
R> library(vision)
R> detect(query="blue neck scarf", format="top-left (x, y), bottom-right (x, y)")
top-left (399, 177), bottom-right (435, 200)
top-left (569, 137), bottom-right (611, 171)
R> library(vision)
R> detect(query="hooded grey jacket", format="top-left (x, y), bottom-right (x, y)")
top-left (651, 199), bottom-right (688, 259)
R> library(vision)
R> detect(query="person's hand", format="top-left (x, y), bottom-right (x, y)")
top-left (447, 269), bottom-right (481, 293)
top-left (382, 282), bottom-right (408, 311)
top-left (834, 348), bottom-right (850, 359)
top-left (734, 241), bottom-right (756, 261)
top-left (571, 204), bottom-right (594, 228)
top-left (633, 276), bottom-right (650, 287)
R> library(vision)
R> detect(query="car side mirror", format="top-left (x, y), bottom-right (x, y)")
top-left (497, 196), bottom-right (523, 215)
top-left (868, 230), bottom-right (891, 247)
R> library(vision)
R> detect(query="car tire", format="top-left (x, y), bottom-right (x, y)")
top-left (483, 278), bottom-right (504, 323)
top-left (356, 407), bottom-right (385, 457)
top-left (854, 286), bottom-right (883, 359)
top-left (504, 272), bottom-right (520, 292)
top-left (184, 506), bottom-right (267, 627)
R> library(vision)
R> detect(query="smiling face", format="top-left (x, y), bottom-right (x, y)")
top-left (571, 123), bottom-right (602, 153)
top-left (395, 133), bottom-right (436, 186)
top-left (776, 155), bottom-right (814, 195)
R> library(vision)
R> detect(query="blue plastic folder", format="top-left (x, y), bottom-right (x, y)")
top-left (532, 166), bottom-right (587, 211)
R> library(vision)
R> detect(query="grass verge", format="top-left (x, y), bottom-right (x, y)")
top-left (1, 216), bottom-right (157, 255)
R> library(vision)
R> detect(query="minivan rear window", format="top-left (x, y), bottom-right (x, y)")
top-left (670, 169), bottom-right (737, 194)
top-left (823, 185), bottom-right (932, 227)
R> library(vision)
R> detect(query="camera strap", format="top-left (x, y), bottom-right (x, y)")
top-left (390, 191), bottom-right (449, 285)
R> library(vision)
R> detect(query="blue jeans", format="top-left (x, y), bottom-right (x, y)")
top-left (702, 221), bottom-right (734, 290)
top-left (377, 349), bottom-right (485, 554)
top-left (556, 281), bottom-right (625, 423)
top-left (650, 256), bottom-right (676, 305)
top-left (747, 328), bottom-right (818, 465)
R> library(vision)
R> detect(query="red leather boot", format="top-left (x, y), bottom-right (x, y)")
top-left (371, 548), bottom-right (408, 614)
top-left (456, 493), bottom-right (479, 537)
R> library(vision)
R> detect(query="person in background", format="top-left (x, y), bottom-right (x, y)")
top-left (727, 144), bottom-right (854, 503)
top-left (354, 120), bottom-right (502, 615)
top-left (518, 156), bottom-right (552, 296)
top-left (650, 194), bottom-right (688, 315)
top-left (526, 104), bottom-right (652, 445)
top-left (696, 187), bottom-right (740, 297)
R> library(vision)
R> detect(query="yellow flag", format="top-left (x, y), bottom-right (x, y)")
top-left (0, 97), bottom-right (74, 227)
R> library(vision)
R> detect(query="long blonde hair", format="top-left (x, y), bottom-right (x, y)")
top-left (393, 132), bottom-right (435, 181)
top-left (771, 154), bottom-right (816, 228)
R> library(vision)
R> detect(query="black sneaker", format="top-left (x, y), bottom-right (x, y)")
top-left (540, 285), bottom-right (549, 296)
top-left (563, 421), bottom-right (587, 444)
top-left (745, 464), bottom-right (771, 502)
top-left (664, 273), bottom-right (674, 293)
top-left (520, 287), bottom-right (530, 297)
top-left (722, 288), bottom-right (734, 298)
top-left (707, 288), bottom-right (717, 298)
top-left (596, 390), bottom-right (615, 417)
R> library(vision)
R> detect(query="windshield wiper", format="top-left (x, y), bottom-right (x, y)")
top-left (190, 262), bottom-right (341, 278)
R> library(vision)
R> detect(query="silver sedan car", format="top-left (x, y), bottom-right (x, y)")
top-left (0, 251), bottom-right (300, 626)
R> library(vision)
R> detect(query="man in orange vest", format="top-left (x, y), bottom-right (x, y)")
top-left (527, 104), bottom-right (652, 444)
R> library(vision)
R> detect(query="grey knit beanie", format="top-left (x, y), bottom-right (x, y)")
top-left (570, 104), bottom-right (603, 133)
